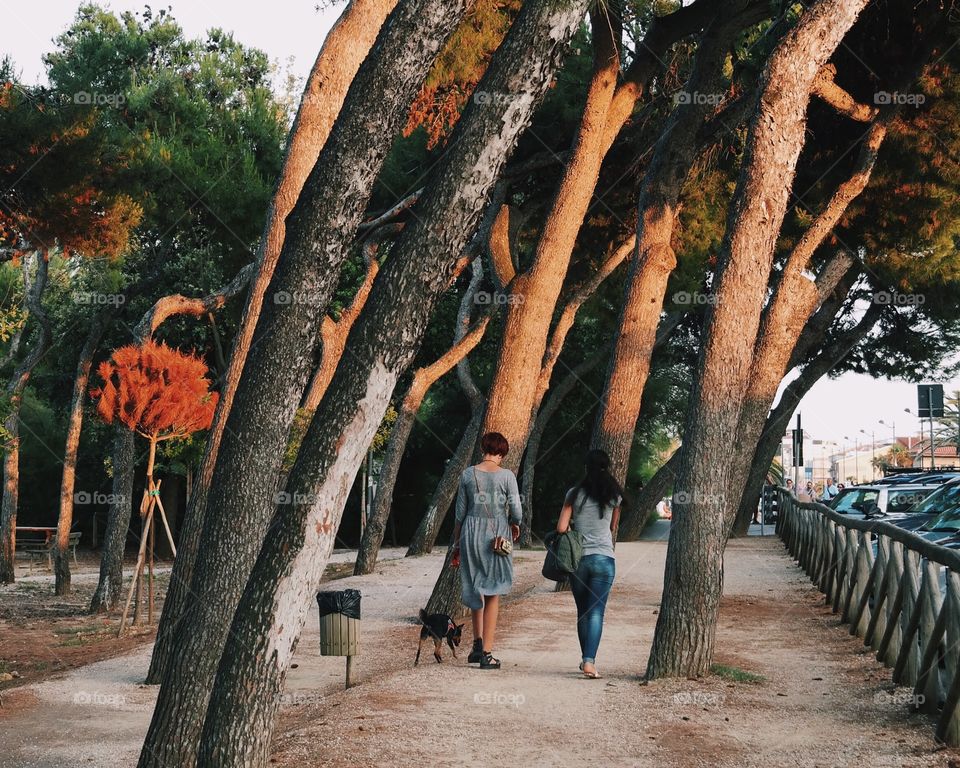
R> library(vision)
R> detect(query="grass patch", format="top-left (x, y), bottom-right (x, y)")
top-left (710, 663), bottom-right (765, 684)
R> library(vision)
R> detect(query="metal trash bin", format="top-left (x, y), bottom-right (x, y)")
top-left (316, 589), bottom-right (361, 687)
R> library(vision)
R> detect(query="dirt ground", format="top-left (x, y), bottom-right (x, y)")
top-left (2, 538), bottom-right (959, 767)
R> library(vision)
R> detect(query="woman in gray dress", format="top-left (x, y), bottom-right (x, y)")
top-left (451, 432), bottom-right (521, 669)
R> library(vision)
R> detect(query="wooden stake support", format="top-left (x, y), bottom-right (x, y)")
top-left (118, 438), bottom-right (177, 636)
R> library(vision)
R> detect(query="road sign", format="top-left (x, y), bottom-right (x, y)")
top-left (918, 383), bottom-right (944, 418)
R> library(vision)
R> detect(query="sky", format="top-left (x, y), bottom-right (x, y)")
top-left (1, 0), bottom-right (344, 87)
top-left (3, 0), bottom-right (958, 452)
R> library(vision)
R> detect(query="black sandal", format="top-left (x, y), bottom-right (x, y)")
top-left (468, 638), bottom-right (484, 664)
top-left (480, 651), bottom-right (501, 669)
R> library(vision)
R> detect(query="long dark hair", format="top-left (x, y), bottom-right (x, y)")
top-left (576, 449), bottom-right (623, 517)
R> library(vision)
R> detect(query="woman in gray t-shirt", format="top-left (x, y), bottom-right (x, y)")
top-left (556, 449), bottom-right (622, 679)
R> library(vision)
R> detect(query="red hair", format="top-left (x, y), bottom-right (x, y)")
top-left (480, 431), bottom-right (509, 457)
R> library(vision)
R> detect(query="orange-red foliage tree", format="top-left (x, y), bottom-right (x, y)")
top-left (91, 340), bottom-right (217, 629)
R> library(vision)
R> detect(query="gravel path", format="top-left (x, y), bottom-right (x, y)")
top-left (2, 538), bottom-right (958, 767)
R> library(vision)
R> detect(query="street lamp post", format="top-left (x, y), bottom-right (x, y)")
top-left (905, 407), bottom-right (925, 469)
top-left (860, 428), bottom-right (876, 479)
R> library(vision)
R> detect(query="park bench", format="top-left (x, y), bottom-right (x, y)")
top-left (13, 530), bottom-right (81, 572)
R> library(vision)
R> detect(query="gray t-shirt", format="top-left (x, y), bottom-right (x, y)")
top-left (566, 487), bottom-right (620, 558)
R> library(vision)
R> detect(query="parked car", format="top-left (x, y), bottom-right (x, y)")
top-left (829, 482), bottom-right (941, 519)
top-left (901, 478), bottom-right (960, 542)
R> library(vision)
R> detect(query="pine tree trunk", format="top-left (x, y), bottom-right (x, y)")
top-left (426, 547), bottom-right (467, 617)
top-left (645, 0), bottom-right (870, 680)
top-left (592, 2), bottom-right (764, 484)
top-left (406, 406), bottom-right (483, 555)
top-left (479, 3), bottom-right (622, 467)
top-left (618, 449), bottom-right (681, 541)
top-left (195, 6), bottom-right (589, 765)
top-left (139, 5), bottom-right (469, 766)
top-left (146, 0), bottom-right (398, 687)
top-left (90, 430), bottom-right (136, 613)
top-left (729, 301), bottom-right (881, 536)
top-left (0, 253), bottom-right (50, 585)
top-left (55, 309), bottom-right (114, 595)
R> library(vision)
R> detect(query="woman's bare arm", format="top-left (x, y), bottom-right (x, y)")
top-left (557, 503), bottom-right (573, 533)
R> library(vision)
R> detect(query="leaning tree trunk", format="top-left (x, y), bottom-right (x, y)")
top-left (54, 308), bottom-right (115, 595)
top-left (0, 252), bottom-right (50, 585)
top-left (730, 300), bottom-right (881, 535)
top-left (195, 5), bottom-right (590, 765)
top-left (426, 547), bottom-right (467, 617)
top-left (645, 0), bottom-right (871, 680)
top-left (591, 1), bottom-right (766, 485)
top-left (477, 2), bottom-right (621, 467)
top-left (618, 448), bottom-right (682, 541)
top-left (89, 430), bottom-right (136, 613)
top-left (519, 348), bottom-right (607, 547)
top-left (724, 39), bottom-right (936, 538)
top-left (406, 406), bottom-right (484, 556)
top-left (145, 0), bottom-right (399, 687)
top-left (139, 5), bottom-right (469, 766)
top-left (354, 263), bottom-right (488, 575)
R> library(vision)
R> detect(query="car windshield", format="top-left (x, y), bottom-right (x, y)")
top-left (887, 488), bottom-right (936, 514)
top-left (918, 484), bottom-right (960, 531)
top-left (832, 488), bottom-right (879, 514)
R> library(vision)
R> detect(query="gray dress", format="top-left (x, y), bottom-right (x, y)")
top-left (456, 466), bottom-right (522, 610)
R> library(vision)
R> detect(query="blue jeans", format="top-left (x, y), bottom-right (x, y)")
top-left (569, 554), bottom-right (615, 664)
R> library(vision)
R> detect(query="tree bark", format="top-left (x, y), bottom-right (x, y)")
top-left (645, 0), bottom-right (870, 680)
top-left (354, 261), bottom-right (488, 574)
top-left (301, 225), bottom-right (400, 410)
top-left (729, 299), bottom-right (882, 536)
top-left (406, 406), bottom-right (484, 556)
top-left (591, 1), bottom-right (767, 485)
top-left (145, 0), bottom-right (399, 687)
top-left (619, 449), bottom-right (682, 541)
top-left (195, 5), bottom-right (590, 764)
top-left (0, 253), bottom-right (50, 585)
top-left (426, 547), bottom-right (467, 618)
top-left (140, 5), bottom-right (470, 766)
top-left (54, 307), bottom-right (116, 595)
top-left (89, 429), bottom-right (136, 613)
top-left (478, 0), bottom-right (726, 468)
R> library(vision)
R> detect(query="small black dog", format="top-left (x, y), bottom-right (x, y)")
top-left (415, 608), bottom-right (463, 665)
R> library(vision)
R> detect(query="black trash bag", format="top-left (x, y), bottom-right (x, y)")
top-left (316, 589), bottom-right (362, 620)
